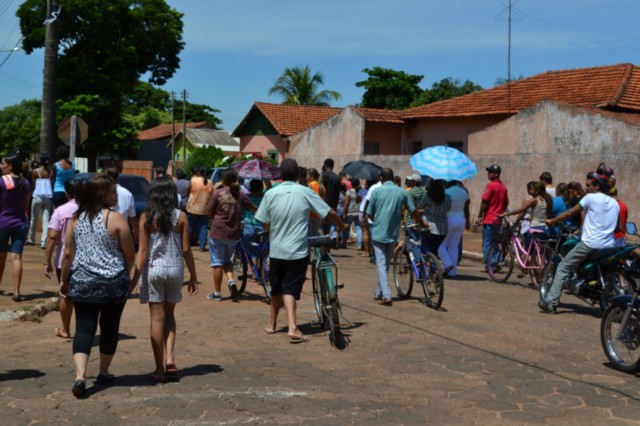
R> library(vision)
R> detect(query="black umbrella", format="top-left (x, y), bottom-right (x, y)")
top-left (340, 160), bottom-right (383, 181)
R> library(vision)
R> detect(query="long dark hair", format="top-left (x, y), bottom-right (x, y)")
top-left (531, 181), bottom-right (552, 217)
top-left (144, 176), bottom-right (178, 234)
top-left (74, 174), bottom-right (115, 222)
top-left (222, 168), bottom-right (240, 198)
top-left (40, 156), bottom-right (51, 171)
top-left (3, 154), bottom-right (26, 192)
top-left (427, 179), bottom-right (445, 204)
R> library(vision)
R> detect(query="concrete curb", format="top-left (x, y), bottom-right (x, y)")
top-left (462, 250), bottom-right (483, 262)
top-left (0, 297), bottom-right (59, 322)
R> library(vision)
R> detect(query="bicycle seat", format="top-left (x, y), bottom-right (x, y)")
top-left (528, 228), bottom-right (545, 234)
top-left (309, 235), bottom-right (337, 248)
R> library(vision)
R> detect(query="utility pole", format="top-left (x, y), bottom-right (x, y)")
top-left (170, 91), bottom-right (175, 171)
top-left (496, 0), bottom-right (523, 113)
top-left (182, 89), bottom-right (187, 165)
top-left (40, 0), bottom-right (60, 160)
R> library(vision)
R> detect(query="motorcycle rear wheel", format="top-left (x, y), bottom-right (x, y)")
top-left (600, 270), bottom-right (633, 311)
top-left (601, 302), bottom-right (640, 373)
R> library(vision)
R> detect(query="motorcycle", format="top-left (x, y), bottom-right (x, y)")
top-left (539, 231), bottom-right (636, 311)
top-left (601, 255), bottom-right (640, 372)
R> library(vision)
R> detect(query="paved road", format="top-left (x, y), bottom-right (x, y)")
top-left (2, 240), bottom-right (640, 425)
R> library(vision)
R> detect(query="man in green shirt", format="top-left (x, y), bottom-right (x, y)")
top-left (367, 168), bottom-right (426, 306)
top-left (255, 159), bottom-right (345, 342)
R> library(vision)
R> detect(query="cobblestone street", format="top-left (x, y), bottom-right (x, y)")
top-left (1, 233), bottom-right (639, 425)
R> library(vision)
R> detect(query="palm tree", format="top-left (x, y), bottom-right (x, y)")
top-left (268, 65), bottom-right (341, 106)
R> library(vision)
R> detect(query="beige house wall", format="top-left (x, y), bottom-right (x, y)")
top-left (406, 115), bottom-right (509, 153)
top-left (239, 135), bottom-right (287, 159)
top-left (288, 107), bottom-right (365, 169)
top-left (466, 100), bottom-right (640, 221)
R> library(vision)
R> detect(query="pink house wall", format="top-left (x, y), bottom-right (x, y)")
top-left (364, 124), bottom-right (404, 154)
top-left (466, 101), bottom-right (640, 221)
top-left (239, 135), bottom-right (288, 159)
top-left (406, 115), bottom-right (509, 152)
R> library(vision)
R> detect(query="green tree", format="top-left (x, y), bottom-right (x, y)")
top-left (0, 99), bottom-right (42, 156)
top-left (17, 0), bottom-right (185, 164)
top-left (184, 145), bottom-right (225, 176)
top-left (411, 77), bottom-right (483, 107)
top-left (355, 67), bottom-right (424, 109)
top-left (268, 65), bottom-right (341, 106)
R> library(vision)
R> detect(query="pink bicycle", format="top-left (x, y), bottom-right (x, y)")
top-left (487, 217), bottom-right (552, 289)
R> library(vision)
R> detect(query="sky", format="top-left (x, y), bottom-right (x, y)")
top-left (1, 0), bottom-right (640, 131)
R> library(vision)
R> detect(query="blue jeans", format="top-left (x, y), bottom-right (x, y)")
top-left (188, 213), bottom-right (209, 250)
top-left (372, 241), bottom-right (396, 300)
top-left (543, 240), bottom-right (594, 307)
top-left (405, 226), bottom-right (422, 263)
top-left (482, 224), bottom-right (496, 268)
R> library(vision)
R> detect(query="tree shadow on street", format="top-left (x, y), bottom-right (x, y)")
top-left (0, 369), bottom-right (45, 382)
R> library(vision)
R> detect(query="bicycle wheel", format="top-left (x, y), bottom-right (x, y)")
top-left (420, 252), bottom-right (444, 309)
top-left (311, 262), bottom-right (326, 325)
top-left (601, 302), bottom-right (640, 373)
top-left (327, 296), bottom-right (342, 346)
top-left (487, 241), bottom-right (514, 283)
top-left (233, 245), bottom-right (248, 294)
top-left (258, 255), bottom-right (272, 302)
top-left (539, 257), bottom-right (557, 301)
top-left (393, 249), bottom-right (414, 298)
top-left (529, 245), bottom-right (552, 290)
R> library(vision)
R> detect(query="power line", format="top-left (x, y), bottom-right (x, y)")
top-left (0, 35), bottom-right (23, 69)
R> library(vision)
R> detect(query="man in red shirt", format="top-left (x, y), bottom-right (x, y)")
top-left (476, 164), bottom-right (509, 271)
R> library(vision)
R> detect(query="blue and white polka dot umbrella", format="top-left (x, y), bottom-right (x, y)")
top-left (409, 146), bottom-right (477, 181)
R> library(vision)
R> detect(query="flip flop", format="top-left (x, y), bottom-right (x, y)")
top-left (12, 295), bottom-right (25, 302)
top-left (55, 327), bottom-right (71, 339)
top-left (289, 335), bottom-right (310, 344)
top-left (165, 363), bottom-right (179, 380)
top-left (96, 373), bottom-right (115, 385)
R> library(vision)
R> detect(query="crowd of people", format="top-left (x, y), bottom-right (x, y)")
top-left (0, 147), bottom-right (631, 396)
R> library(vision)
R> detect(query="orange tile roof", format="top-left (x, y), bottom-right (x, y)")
top-left (138, 122), bottom-right (207, 141)
top-left (250, 102), bottom-right (341, 136)
top-left (402, 63), bottom-right (640, 119)
top-left (234, 102), bottom-right (407, 137)
top-left (354, 107), bottom-right (404, 124)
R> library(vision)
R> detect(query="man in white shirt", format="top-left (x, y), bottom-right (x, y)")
top-left (106, 167), bottom-right (139, 243)
top-left (541, 171), bottom-right (620, 314)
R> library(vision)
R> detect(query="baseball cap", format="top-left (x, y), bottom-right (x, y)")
top-left (406, 173), bottom-right (421, 182)
top-left (486, 164), bottom-right (501, 173)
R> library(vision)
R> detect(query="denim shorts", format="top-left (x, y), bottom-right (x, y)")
top-left (0, 224), bottom-right (29, 254)
top-left (209, 238), bottom-right (237, 267)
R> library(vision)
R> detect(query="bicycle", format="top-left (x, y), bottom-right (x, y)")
top-left (487, 218), bottom-right (553, 288)
top-left (234, 230), bottom-right (271, 301)
top-left (392, 225), bottom-right (445, 309)
top-left (309, 234), bottom-right (343, 346)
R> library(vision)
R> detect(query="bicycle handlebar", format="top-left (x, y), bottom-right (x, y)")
top-left (309, 235), bottom-right (338, 248)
